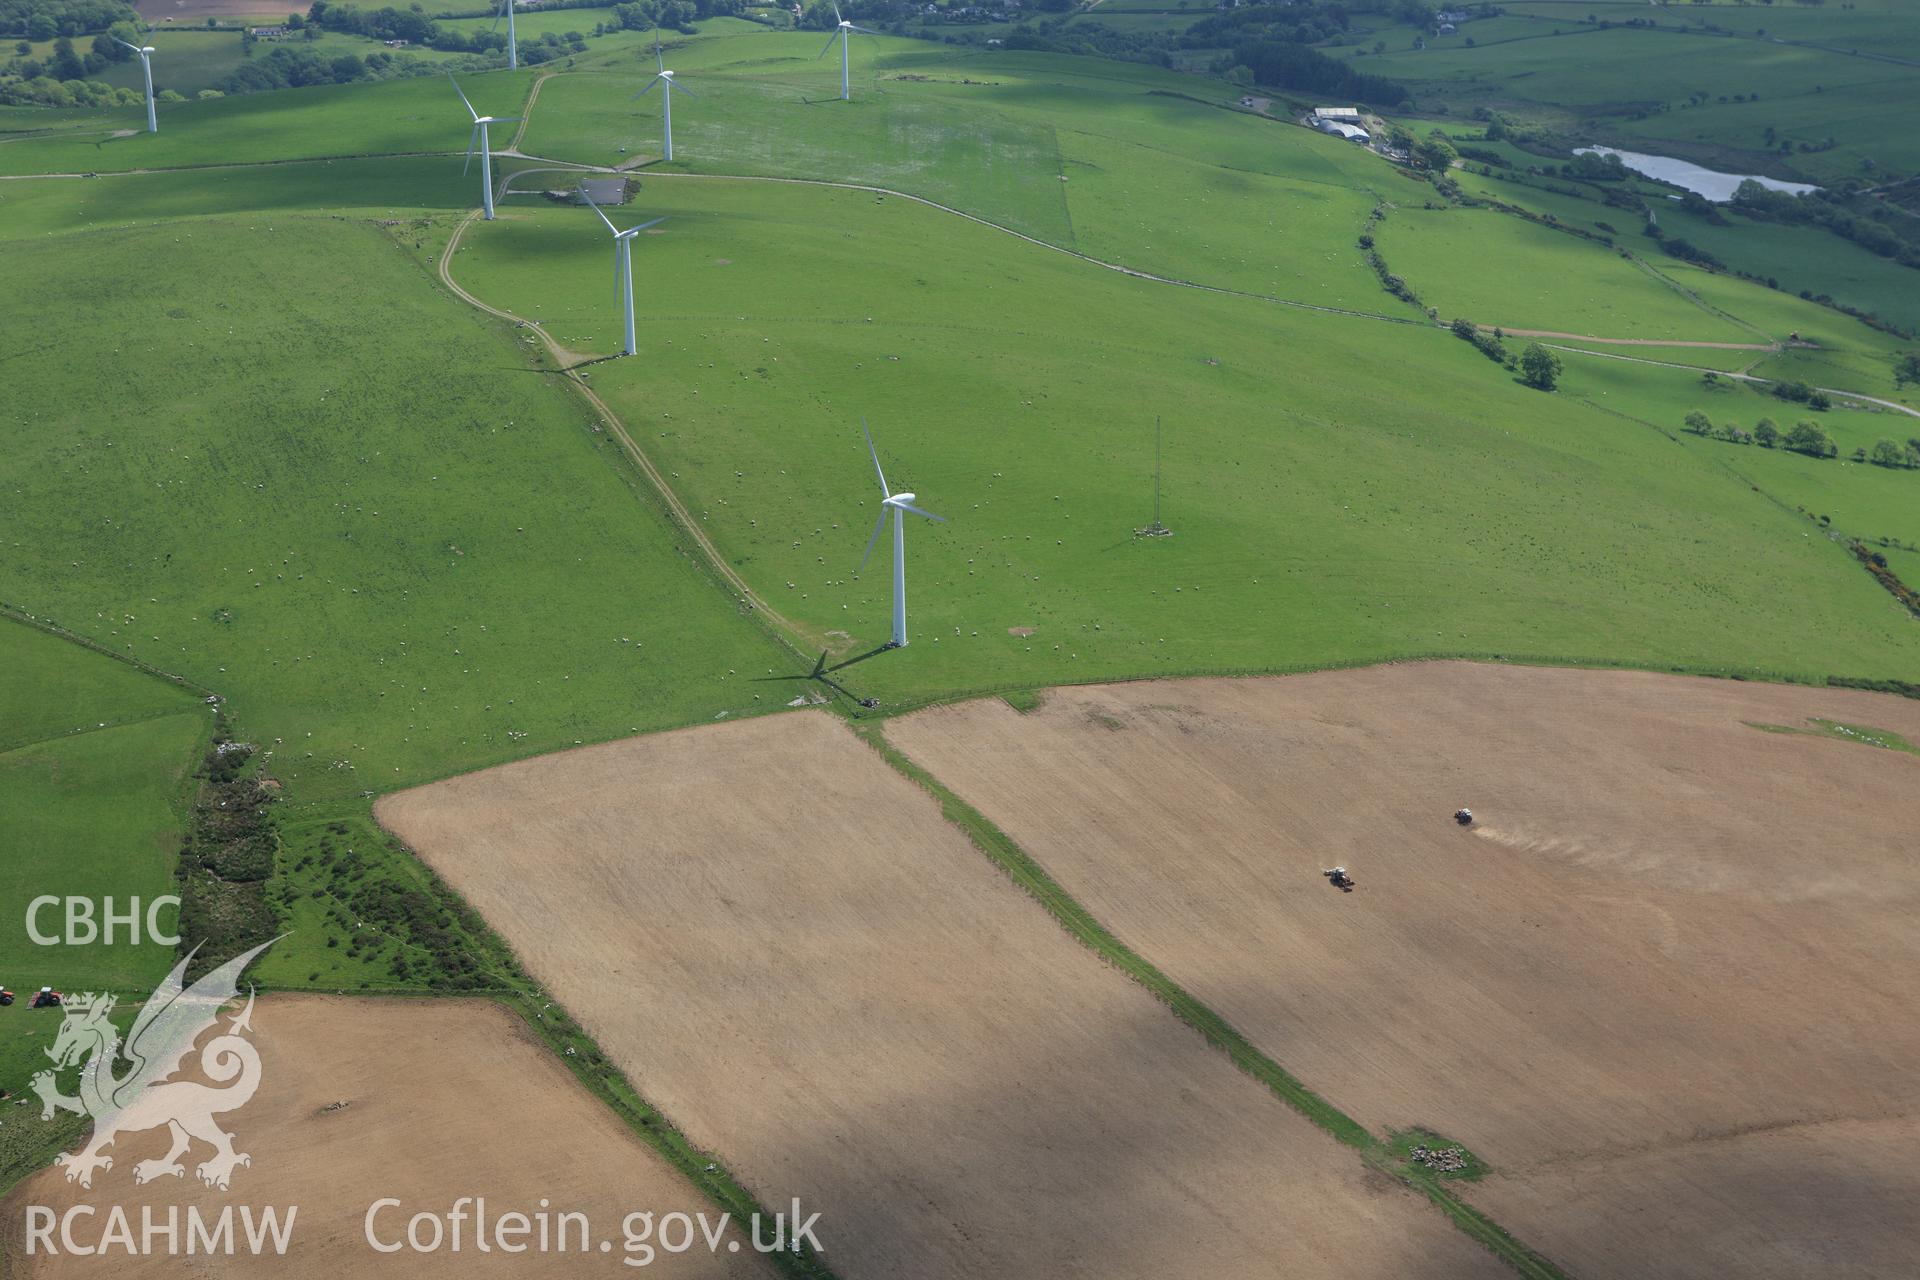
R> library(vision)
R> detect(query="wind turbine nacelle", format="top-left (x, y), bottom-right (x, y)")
top-left (888, 493), bottom-right (915, 506)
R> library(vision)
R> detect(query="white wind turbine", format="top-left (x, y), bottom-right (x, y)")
top-left (113, 36), bottom-right (158, 134)
top-left (582, 190), bottom-right (664, 358)
top-left (816, 2), bottom-right (877, 103)
top-left (450, 74), bottom-right (520, 221)
top-left (635, 31), bottom-right (695, 162)
top-left (856, 419), bottom-right (948, 649)
top-left (490, 0), bottom-right (519, 69)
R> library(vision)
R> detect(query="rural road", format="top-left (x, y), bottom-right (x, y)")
top-left (1494, 328), bottom-right (1780, 351)
top-left (1541, 343), bottom-right (1920, 420)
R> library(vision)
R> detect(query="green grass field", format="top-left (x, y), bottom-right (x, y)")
top-left (96, 31), bottom-right (251, 96)
top-left (4, 25), bottom-right (1910, 751)
top-left (0, 617), bottom-right (203, 749)
top-left (444, 177), bottom-right (1920, 708)
top-left (520, 35), bottom-right (1394, 305)
top-left (0, 154), bottom-right (544, 232)
top-left (1376, 203), bottom-right (1757, 340)
top-left (0, 213), bottom-right (792, 804)
top-left (0, 619), bottom-right (207, 1096)
top-left (0, 67), bottom-right (536, 174)
top-left (1340, 8), bottom-right (1919, 182)
top-left (1656, 202), bottom-right (1920, 336)
top-left (1550, 352), bottom-right (1920, 552)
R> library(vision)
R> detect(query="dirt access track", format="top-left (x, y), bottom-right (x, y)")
top-left (885, 662), bottom-right (1920, 1280)
top-left (2, 995), bottom-right (771, 1278)
top-left (377, 711), bottom-right (1507, 1280)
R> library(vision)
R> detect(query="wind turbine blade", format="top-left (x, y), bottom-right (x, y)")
top-left (628, 216), bottom-right (667, 233)
top-left (673, 80), bottom-right (696, 98)
top-left (486, 116), bottom-right (523, 124)
top-left (856, 509), bottom-right (888, 574)
top-left (817, 30), bottom-right (840, 59)
top-left (861, 417), bottom-right (889, 497)
top-left (833, 0), bottom-right (844, 23)
top-left (634, 77), bottom-right (658, 98)
top-left (613, 243), bottom-right (623, 310)
top-left (895, 502), bottom-right (948, 524)
top-left (449, 73), bottom-right (480, 122)
top-left (581, 188), bottom-right (618, 235)
top-left (849, 24), bottom-right (880, 33)
top-left (655, 28), bottom-right (665, 73)
top-left (463, 122), bottom-right (480, 175)
top-left (113, 36), bottom-right (140, 51)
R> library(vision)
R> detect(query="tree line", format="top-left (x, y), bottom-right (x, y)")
top-left (0, 0), bottom-right (132, 40)
top-left (1684, 408), bottom-right (1920, 468)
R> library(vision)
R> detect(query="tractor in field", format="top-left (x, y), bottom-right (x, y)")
top-left (0, 986), bottom-right (12, 1006)
top-left (1322, 867), bottom-right (1355, 892)
top-left (1454, 808), bottom-right (1474, 826)
top-left (29, 987), bottom-right (61, 1009)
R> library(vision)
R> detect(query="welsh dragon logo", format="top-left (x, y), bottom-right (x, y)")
top-left (30, 939), bottom-right (279, 1191)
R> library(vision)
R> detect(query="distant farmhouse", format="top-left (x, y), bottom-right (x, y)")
top-left (248, 25), bottom-right (290, 39)
top-left (1311, 106), bottom-right (1370, 144)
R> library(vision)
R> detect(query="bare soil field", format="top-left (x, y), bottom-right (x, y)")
top-left (376, 710), bottom-right (1507, 1280)
top-left (1470, 1113), bottom-right (1920, 1280)
top-left (1, 995), bottom-right (770, 1278)
top-left (885, 662), bottom-right (1920, 1280)
top-left (135, 0), bottom-right (303, 19)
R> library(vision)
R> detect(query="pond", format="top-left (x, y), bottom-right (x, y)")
top-left (1573, 147), bottom-right (1819, 203)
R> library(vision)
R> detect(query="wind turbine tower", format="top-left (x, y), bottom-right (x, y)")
top-left (582, 189), bottom-right (664, 358)
top-left (816, 2), bottom-right (878, 102)
top-left (450, 75), bottom-right (520, 221)
top-left (492, 0), bottom-right (519, 69)
top-left (856, 419), bottom-right (948, 648)
top-left (113, 37), bottom-right (158, 134)
top-left (636, 32), bottom-right (696, 161)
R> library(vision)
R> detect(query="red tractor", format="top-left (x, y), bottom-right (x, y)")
top-left (29, 987), bottom-right (61, 1009)
top-left (0, 987), bottom-right (13, 1007)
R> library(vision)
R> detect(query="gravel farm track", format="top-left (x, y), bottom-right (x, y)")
top-left (884, 661), bottom-right (1920, 1280)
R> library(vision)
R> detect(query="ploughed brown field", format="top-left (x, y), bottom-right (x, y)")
top-left (1, 995), bottom-right (771, 1277)
top-left (377, 710), bottom-right (1507, 1280)
top-left (885, 662), bottom-right (1920, 1280)
top-left (134, 0), bottom-right (303, 19)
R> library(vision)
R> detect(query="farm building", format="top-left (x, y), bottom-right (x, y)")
top-left (1317, 120), bottom-right (1371, 144)
top-left (1312, 106), bottom-right (1362, 123)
